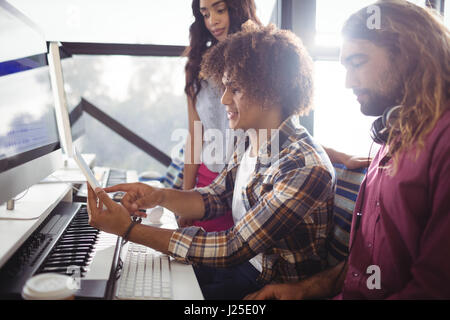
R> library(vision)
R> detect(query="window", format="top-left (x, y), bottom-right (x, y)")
top-left (70, 55), bottom-right (188, 174)
top-left (0, 5), bottom-right (47, 62)
top-left (315, 0), bottom-right (427, 47)
top-left (256, 0), bottom-right (278, 25)
top-left (315, 0), bottom-right (374, 47)
top-left (445, 0), bottom-right (450, 28)
top-left (8, 0), bottom-right (193, 45)
top-left (314, 0), bottom-right (379, 156)
top-left (313, 61), bottom-right (377, 157)
top-left (9, 0), bottom-right (278, 45)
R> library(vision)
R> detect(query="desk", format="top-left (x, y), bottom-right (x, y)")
top-left (0, 154), bottom-right (96, 269)
top-left (0, 162), bottom-right (204, 300)
top-left (0, 183), bottom-right (72, 269)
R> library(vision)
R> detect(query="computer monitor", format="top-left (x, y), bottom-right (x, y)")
top-left (0, 54), bottom-right (63, 215)
top-left (0, 3), bottom-right (63, 219)
top-left (47, 41), bottom-right (85, 159)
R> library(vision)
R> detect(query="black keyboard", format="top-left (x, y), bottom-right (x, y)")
top-left (0, 202), bottom-right (121, 300)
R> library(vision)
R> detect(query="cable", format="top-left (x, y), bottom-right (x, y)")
top-left (12, 188), bottom-right (30, 202)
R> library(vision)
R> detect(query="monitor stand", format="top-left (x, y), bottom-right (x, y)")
top-left (0, 183), bottom-right (72, 220)
top-left (0, 200), bottom-right (53, 220)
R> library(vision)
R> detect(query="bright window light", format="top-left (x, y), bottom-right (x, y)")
top-left (255, 0), bottom-right (277, 25)
top-left (445, 0), bottom-right (450, 28)
top-left (315, 0), bottom-right (427, 47)
top-left (313, 61), bottom-right (378, 157)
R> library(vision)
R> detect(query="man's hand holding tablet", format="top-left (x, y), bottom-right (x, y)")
top-left (72, 146), bottom-right (101, 190)
top-left (72, 146), bottom-right (147, 218)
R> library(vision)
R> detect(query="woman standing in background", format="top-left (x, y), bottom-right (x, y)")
top-left (181, 0), bottom-right (262, 231)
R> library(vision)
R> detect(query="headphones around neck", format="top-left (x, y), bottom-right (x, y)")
top-left (370, 105), bottom-right (402, 144)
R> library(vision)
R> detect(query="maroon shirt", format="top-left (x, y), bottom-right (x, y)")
top-left (341, 110), bottom-right (450, 299)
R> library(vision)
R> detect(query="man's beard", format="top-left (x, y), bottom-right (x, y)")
top-left (354, 78), bottom-right (402, 116)
top-left (356, 70), bottom-right (403, 116)
top-left (359, 90), bottom-right (400, 116)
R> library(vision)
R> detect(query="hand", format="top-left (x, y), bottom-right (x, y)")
top-left (104, 183), bottom-right (165, 215)
top-left (342, 156), bottom-right (372, 170)
top-left (177, 217), bottom-right (194, 228)
top-left (323, 146), bottom-right (371, 170)
top-left (87, 185), bottom-right (132, 236)
top-left (244, 283), bottom-right (305, 300)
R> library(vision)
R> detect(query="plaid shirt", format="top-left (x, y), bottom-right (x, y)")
top-left (168, 116), bottom-right (335, 284)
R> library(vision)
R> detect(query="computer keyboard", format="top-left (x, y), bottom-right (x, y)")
top-left (116, 243), bottom-right (172, 300)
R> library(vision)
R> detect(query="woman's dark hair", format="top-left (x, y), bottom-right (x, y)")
top-left (184, 0), bottom-right (261, 102)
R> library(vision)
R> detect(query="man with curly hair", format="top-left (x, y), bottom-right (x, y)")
top-left (246, 0), bottom-right (450, 300)
top-left (87, 24), bottom-right (336, 299)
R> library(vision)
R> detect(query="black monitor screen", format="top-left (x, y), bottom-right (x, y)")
top-left (0, 54), bottom-right (60, 173)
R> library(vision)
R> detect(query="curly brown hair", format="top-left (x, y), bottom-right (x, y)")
top-left (343, 0), bottom-right (450, 171)
top-left (184, 0), bottom-right (261, 102)
top-left (200, 24), bottom-right (314, 119)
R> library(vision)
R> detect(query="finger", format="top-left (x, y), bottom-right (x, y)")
top-left (243, 290), bottom-right (263, 300)
top-left (97, 197), bottom-right (103, 211)
top-left (95, 188), bottom-right (118, 209)
top-left (87, 185), bottom-right (99, 225)
top-left (87, 185), bottom-right (98, 214)
top-left (120, 191), bottom-right (138, 211)
top-left (247, 287), bottom-right (273, 300)
top-left (131, 194), bottom-right (158, 211)
top-left (103, 183), bottom-right (136, 194)
top-left (131, 199), bottom-right (144, 212)
top-left (134, 210), bottom-right (148, 218)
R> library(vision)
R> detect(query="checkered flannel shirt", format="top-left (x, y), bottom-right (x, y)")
top-left (168, 116), bottom-right (335, 284)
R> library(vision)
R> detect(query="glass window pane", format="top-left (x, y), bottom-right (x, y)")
top-left (315, 0), bottom-right (375, 47)
top-left (445, 0), bottom-right (450, 28)
top-left (255, 0), bottom-right (278, 25)
top-left (0, 5), bottom-right (47, 62)
top-left (9, 0), bottom-right (279, 45)
top-left (313, 61), bottom-right (378, 157)
top-left (72, 55), bottom-right (188, 174)
top-left (316, 0), bottom-right (427, 47)
top-left (8, 0), bottom-right (193, 45)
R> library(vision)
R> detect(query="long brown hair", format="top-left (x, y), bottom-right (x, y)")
top-left (342, 0), bottom-right (450, 170)
top-left (184, 0), bottom-right (261, 102)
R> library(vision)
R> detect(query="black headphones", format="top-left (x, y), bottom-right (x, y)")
top-left (370, 105), bottom-right (402, 144)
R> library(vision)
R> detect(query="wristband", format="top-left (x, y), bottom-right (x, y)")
top-left (122, 217), bottom-right (141, 242)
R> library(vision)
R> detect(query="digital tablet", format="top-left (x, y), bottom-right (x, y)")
top-left (72, 146), bottom-right (101, 190)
